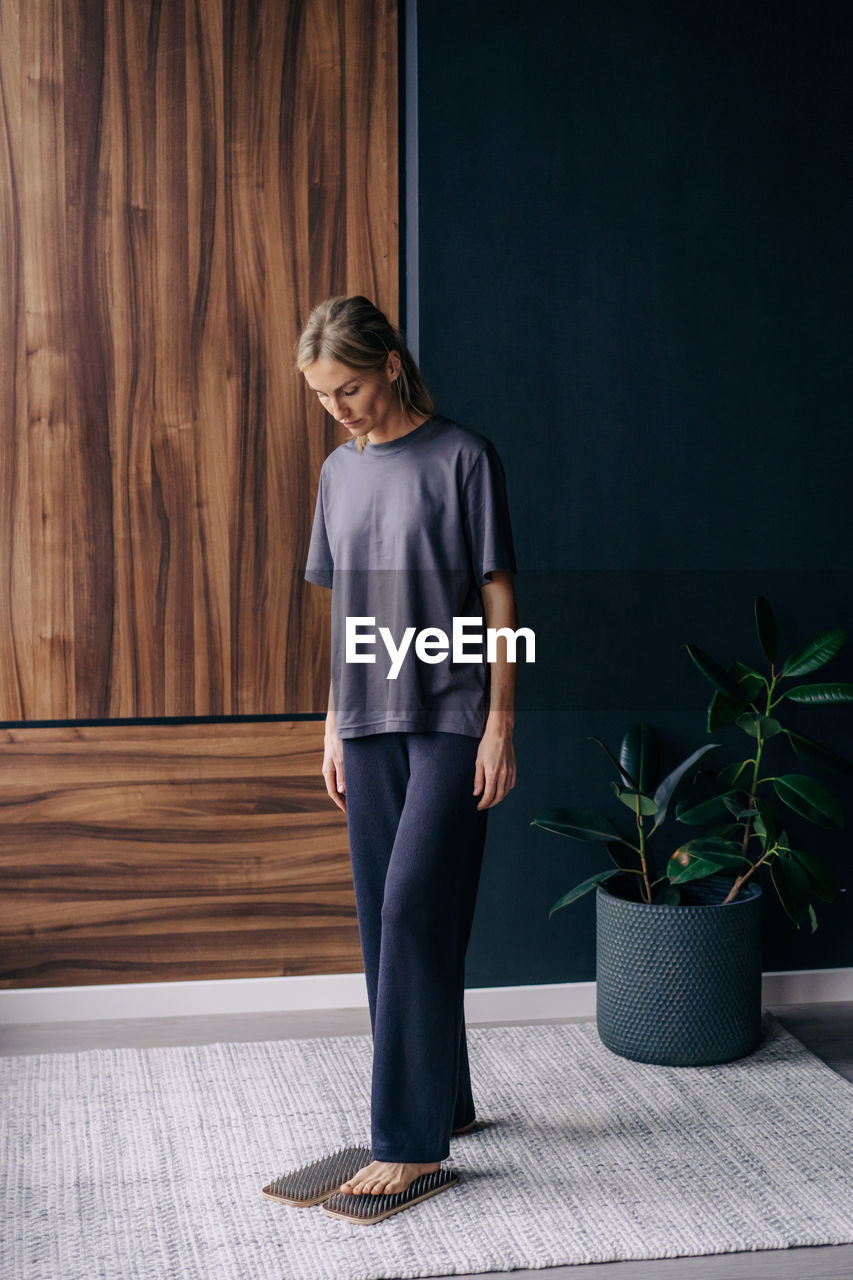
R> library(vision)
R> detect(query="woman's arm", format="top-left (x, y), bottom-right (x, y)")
top-left (322, 680), bottom-right (347, 813)
top-left (474, 570), bottom-right (518, 809)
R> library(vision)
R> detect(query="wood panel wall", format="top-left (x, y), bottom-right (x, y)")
top-left (0, 721), bottom-right (361, 988)
top-left (0, 0), bottom-right (398, 721)
top-left (0, 0), bottom-right (398, 988)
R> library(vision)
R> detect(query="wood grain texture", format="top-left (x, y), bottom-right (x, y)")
top-left (0, 720), bottom-right (361, 987)
top-left (0, 0), bottom-right (398, 720)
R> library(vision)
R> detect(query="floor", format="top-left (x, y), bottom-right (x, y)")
top-left (2, 1001), bottom-right (852, 1279)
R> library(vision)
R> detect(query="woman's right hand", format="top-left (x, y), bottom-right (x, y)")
top-left (322, 733), bottom-right (346, 813)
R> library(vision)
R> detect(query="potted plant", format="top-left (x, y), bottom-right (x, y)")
top-left (532, 596), bottom-right (850, 1067)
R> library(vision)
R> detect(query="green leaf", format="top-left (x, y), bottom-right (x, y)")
top-left (673, 837), bottom-right (752, 868)
top-left (651, 743), bottom-right (720, 826)
top-left (684, 645), bottom-right (753, 704)
top-left (734, 663), bottom-right (768, 689)
top-left (620, 724), bottom-right (658, 796)
top-left (531, 808), bottom-right (630, 843)
top-left (695, 850), bottom-right (754, 868)
top-left (781, 627), bottom-right (847, 678)
top-left (721, 791), bottom-right (751, 816)
top-left (711, 821), bottom-right (753, 842)
top-left (735, 713), bottom-right (783, 739)
top-left (772, 775), bottom-right (845, 829)
top-left (718, 760), bottom-right (753, 788)
top-left (707, 692), bottom-right (738, 731)
top-left (783, 682), bottom-right (853, 705)
top-left (676, 789), bottom-right (744, 826)
top-left (549, 867), bottom-right (622, 915)
top-left (770, 856), bottom-right (813, 928)
top-left (752, 795), bottom-right (780, 850)
top-left (588, 736), bottom-right (637, 787)
top-left (667, 849), bottom-right (729, 884)
top-left (788, 848), bottom-right (838, 902)
top-left (755, 596), bottom-right (778, 663)
top-left (609, 781), bottom-right (659, 815)
top-left (606, 840), bottom-right (641, 872)
top-left (669, 856), bottom-right (724, 883)
top-left (808, 903), bottom-right (819, 934)
top-left (673, 762), bottom-right (750, 826)
top-left (662, 883), bottom-right (682, 905)
top-left (786, 728), bottom-right (853, 777)
top-left (708, 662), bottom-right (768, 731)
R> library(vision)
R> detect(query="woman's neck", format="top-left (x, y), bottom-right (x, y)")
top-left (367, 408), bottom-right (431, 446)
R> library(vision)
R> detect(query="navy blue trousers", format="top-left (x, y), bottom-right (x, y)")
top-left (341, 731), bottom-right (489, 1163)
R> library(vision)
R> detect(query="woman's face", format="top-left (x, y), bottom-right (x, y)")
top-left (302, 353), bottom-right (400, 442)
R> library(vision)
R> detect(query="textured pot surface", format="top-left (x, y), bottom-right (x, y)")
top-left (595, 873), bottom-right (763, 1067)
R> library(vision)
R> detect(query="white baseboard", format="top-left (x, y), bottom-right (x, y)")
top-left (1, 968), bottom-right (851, 1027)
top-left (0, 972), bottom-right (370, 1026)
top-left (761, 968), bottom-right (853, 1006)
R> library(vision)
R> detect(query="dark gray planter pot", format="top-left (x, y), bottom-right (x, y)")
top-left (595, 872), bottom-right (763, 1067)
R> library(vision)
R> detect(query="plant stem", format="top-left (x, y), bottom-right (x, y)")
top-left (636, 796), bottom-right (652, 903)
top-left (725, 667), bottom-right (778, 904)
top-left (723, 848), bottom-right (773, 903)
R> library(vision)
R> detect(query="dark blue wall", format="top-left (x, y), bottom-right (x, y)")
top-left (413, 1), bottom-right (853, 985)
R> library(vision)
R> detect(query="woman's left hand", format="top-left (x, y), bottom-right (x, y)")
top-left (473, 722), bottom-right (517, 810)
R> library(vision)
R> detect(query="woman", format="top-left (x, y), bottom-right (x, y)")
top-left (300, 295), bottom-right (518, 1218)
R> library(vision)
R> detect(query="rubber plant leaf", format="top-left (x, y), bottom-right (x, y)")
top-left (588, 736), bottom-right (637, 788)
top-left (675, 765), bottom-right (726, 799)
top-left (709, 821), bottom-right (751, 842)
top-left (666, 849), bottom-right (728, 884)
top-left (531, 808), bottom-right (630, 843)
top-left (754, 595), bottom-right (778, 663)
top-left (788, 848), bottom-right (837, 902)
top-left (610, 782), bottom-right (659, 816)
top-left (708, 661), bottom-right (767, 731)
top-left (686, 850), bottom-right (753, 869)
top-left (772, 775), bottom-right (844, 829)
top-left (786, 728), bottom-right (853, 777)
top-left (676, 789), bottom-right (743, 826)
top-left (717, 760), bottom-right (753, 788)
top-left (781, 627), bottom-right (847, 679)
top-left (783, 683), bottom-right (853, 705)
top-left (722, 791), bottom-right (752, 816)
top-left (605, 840), bottom-right (643, 874)
top-left (684, 644), bottom-right (753, 704)
top-left (708, 691), bottom-right (741, 731)
top-left (753, 795), bottom-right (780, 851)
top-left (651, 743), bottom-right (720, 826)
top-left (620, 724), bottom-right (658, 796)
top-left (770, 856), bottom-right (813, 928)
top-left (549, 867), bottom-right (622, 916)
top-left (675, 836), bottom-right (750, 861)
top-left (734, 713), bottom-right (783, 739)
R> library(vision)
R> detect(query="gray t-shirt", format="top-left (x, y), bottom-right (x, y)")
top-left (305, 414), bottom-right (517, 739)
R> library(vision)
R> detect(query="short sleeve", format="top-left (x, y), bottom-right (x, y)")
top-left (463, 443), bottom-right (517, 588)
top-left (304, 468), bottom-right (334, 589)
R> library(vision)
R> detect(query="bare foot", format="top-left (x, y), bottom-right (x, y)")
top-left (339, 1159), bottom-right (440, 1196)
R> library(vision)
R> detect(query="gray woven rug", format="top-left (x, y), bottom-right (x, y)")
top-left (3, 1011), bottom-right (853, 1279)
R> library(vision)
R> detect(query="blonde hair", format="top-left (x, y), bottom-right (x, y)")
top-left (296, 296), bottom-right (434, 452)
